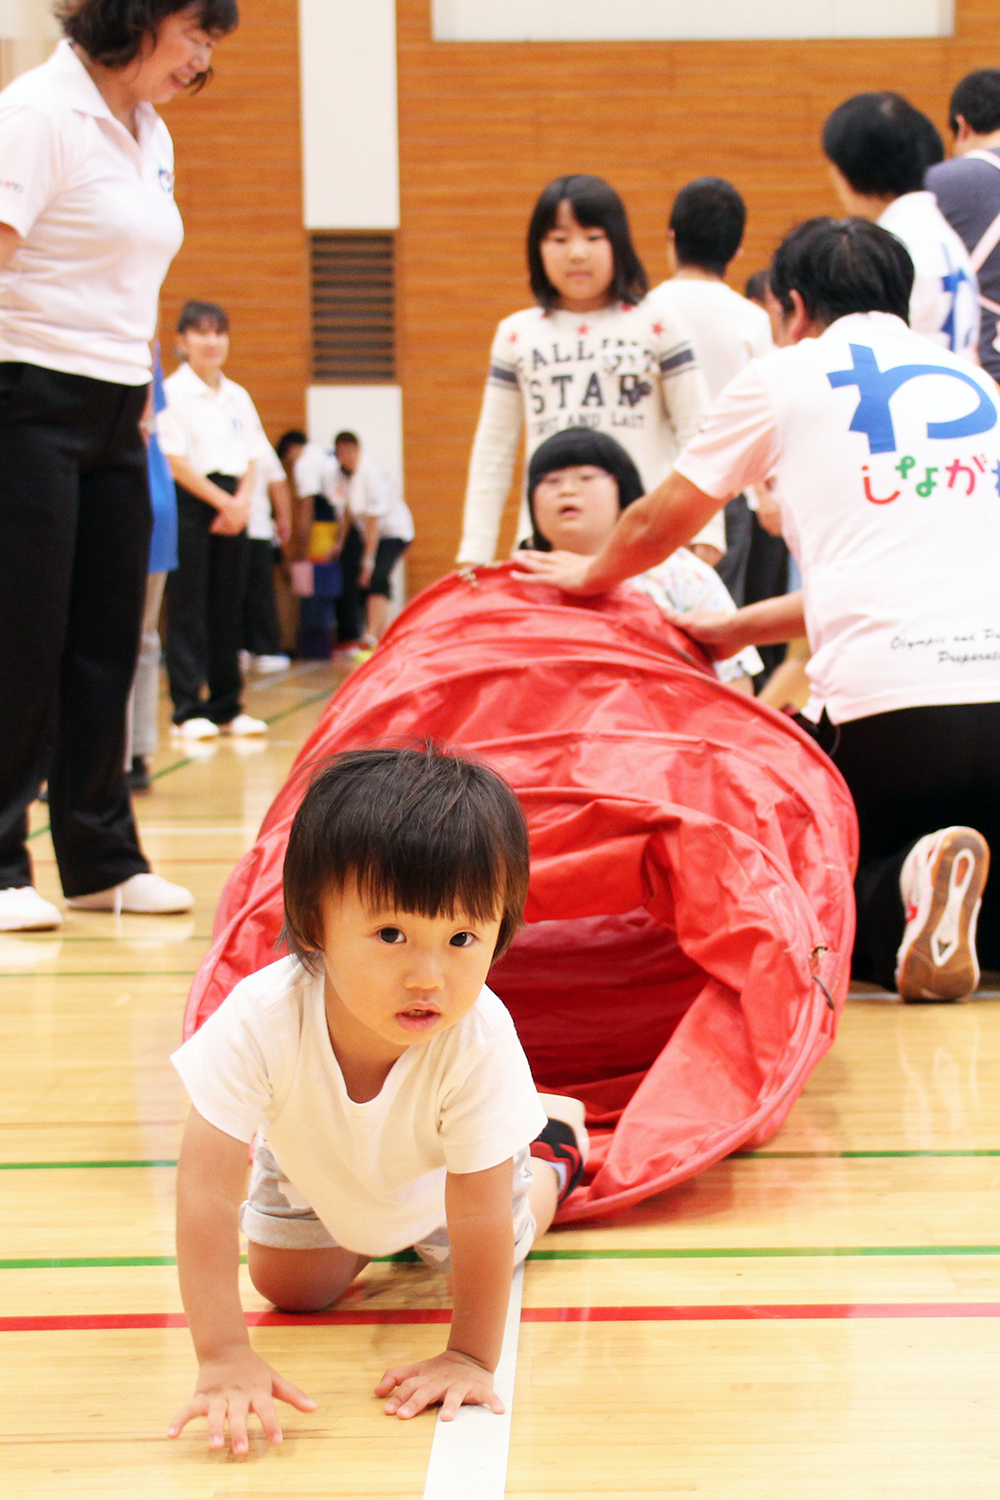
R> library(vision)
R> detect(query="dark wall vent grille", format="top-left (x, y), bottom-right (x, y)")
top-left (310, 231), bottom-right (395, 382)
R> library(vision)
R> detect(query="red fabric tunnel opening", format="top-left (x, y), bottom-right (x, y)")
top-left (492, 909), bottom-right (704, 1117)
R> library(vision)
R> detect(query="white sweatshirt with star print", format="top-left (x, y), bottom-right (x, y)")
top-left (457, 299), bottom-right (721, 565)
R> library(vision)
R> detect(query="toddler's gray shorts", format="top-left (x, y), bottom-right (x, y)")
top-left (240, 1139), bottom-right (536, 1274)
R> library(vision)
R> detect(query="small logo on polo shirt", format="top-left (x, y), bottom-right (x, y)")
top-left (158, 167), bottom-right (175, 194)
top-left (0, 179), bottom-right (24, 194)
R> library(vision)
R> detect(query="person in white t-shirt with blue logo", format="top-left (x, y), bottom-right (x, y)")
top-left (823, 92), bottom-right (981, 361)
top-left (516, 217), bottom-right (1000, 1004)
top-left (168, 746), bottom-right (587, 1455)
top-left (0, 0), bottom-right (238, 933)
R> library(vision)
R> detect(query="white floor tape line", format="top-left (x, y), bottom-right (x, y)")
top-left (421, 1262), bottom-right (524, 1500)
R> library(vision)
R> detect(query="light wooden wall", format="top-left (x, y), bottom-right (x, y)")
top-left (157, 0), bottom-right (309, 442)
top-left (396, 0), bottom-right (1000, 593)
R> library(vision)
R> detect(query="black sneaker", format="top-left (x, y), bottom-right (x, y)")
top-left (530, 1117), bottom-right (588, 1205)
top-left (126, 755), bottom-right (151, 793)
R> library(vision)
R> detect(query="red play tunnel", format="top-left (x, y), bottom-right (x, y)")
top-left (185, 565), bottom-right (857, 1221)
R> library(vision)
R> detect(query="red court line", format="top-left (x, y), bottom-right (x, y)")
top-left (5, 1303), bottom-right (1000, 1332)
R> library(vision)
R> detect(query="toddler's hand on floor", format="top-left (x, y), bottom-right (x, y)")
top-left (168, 1346), bottom-right (316, 1456)
top-left (375, 1349), bottom-right (504, 1421)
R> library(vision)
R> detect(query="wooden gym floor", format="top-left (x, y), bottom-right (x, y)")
top-left (3, 659), bottom-right (999, 1497)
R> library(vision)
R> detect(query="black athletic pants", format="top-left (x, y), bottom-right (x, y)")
top-left (243, 538), bottom-right (282, 656)
top-left (165, 478), bottom-right (249, 725)
top-left (334, 523), bottom-right (365, 644)
top-left (826, 703), bottom-right (1000, 988)
top-left (0, 362), bottom-right (151, 896)
top-left (717, 495), bottom-right (790, 680)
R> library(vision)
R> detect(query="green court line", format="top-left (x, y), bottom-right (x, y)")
top-left (25, 685), bottom-right (334, 844)
top-left (4, 1148), bottom-right (1000, 1169)
top-left (0, 1160), bottom-right (178, 1170)
top-left (4, 1245), bottom-right (1000, 1270)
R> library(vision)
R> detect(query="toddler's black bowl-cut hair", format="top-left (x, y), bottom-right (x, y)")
top-left (281, 744), bottom-right (531, 970)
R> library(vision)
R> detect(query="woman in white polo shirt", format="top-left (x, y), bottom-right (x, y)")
top-left (0, 0), bottom-right (238, 932)
top-left (158, 299), bottom-right (269, 738)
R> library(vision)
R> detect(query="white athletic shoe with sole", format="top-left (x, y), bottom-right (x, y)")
top-left (66, 872), bottom-right (194, 914)
top-left (895, 826), bottom-right (990, 1001)
top-left (172, 717), bottom-right (219, 741)
top-left (0, 886), bottom-right (62, 931)
top-left (252, 654), bottom-right (291, 673)
top-left (219, 713), bottom-right (267, 736)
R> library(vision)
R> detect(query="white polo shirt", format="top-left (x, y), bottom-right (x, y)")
top-left (0, 40), bottom-right (183, 385)
top-left (158, 362), bottom-right (272, 480)
top-left (293, 441), bottom-right (345, 514)
top-left (674, 311), bottom-right (1000, 724)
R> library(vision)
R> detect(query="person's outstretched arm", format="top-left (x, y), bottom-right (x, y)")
top-left (169, 1109), bottom-right (316, 1456)
top-left (514, 470), bottom-right (725, 594)
top-left (375, 1159), bottom-right (515, 1420)
top-left (668, 590), bottom-right (806, 659)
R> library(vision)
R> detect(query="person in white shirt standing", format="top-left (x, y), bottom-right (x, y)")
top-left (159, 300), bottom-right (269, 739)
top-left (457, 174), bottom-right (723, 568)
top-left (335, 432), bottom-right (414, 650)
top-left (648, 177), bottom-right (781, 655)
top-left (516, 217), bottom-right (1000, 1003)
top-left (823, 92), bottom-right (980, 361)
top-left (0, 0), bottom-right (238, 932)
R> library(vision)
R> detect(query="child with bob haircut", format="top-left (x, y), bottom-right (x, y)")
top-left (524, 428), bottom-right (761, 692)
top-left (168, 745), bottom-right (586, 1456)
top-left (457, 172), bottom-right (723, 567)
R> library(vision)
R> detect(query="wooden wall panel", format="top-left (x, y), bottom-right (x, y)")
top-left (157, 0), bottom-right (309, 442)
top-left (396, 0), bottom-right (1000, 593)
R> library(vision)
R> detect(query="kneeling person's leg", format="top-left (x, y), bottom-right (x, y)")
top-left (242, 1141), bottom-right (369, 1312)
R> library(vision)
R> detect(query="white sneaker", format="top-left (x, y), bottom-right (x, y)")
top-left (66, 872), bottom-right (194, 914)
top-left (171, 717), bottom-right (219, 741)
top-left (895, 827), bottom-right (990, 1001)
top-left (0, 886), bottom-right (62, 931)
top-left (252, 654), bottom-right (291, 673)
top-left (219, 713), bottom-right (267, 736)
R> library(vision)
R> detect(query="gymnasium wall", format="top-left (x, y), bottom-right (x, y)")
top-left (158, 0), bottom-right (310, 442)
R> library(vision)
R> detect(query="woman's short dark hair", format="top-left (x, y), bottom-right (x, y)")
top-left (527, 175), bottom-right (648, 311)
top-left (949, 69), bottom-right (1000, 136)
top-left (822, 92), bottom-right (942, 198)
top-left (526, 428), bottom-right (645, 551)
top-left (769, 217), bottom-right (913, 328)
top-left (56, 0), bottom-right (239, 80)
top-left (177, 299), bottom-right (229, 334)
top-left (282, 745), bottom-right (531, 971)
top-left (670, 177), bottom-right (746, 277)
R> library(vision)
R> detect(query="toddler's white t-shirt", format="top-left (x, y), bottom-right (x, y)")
top-left (172, 956), bottom-right (546, 1258)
